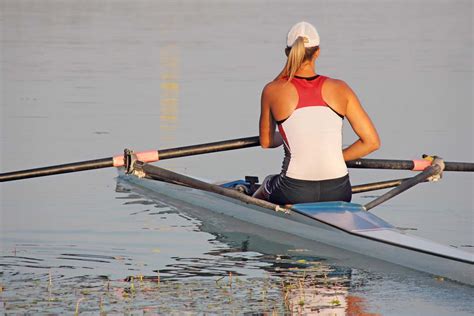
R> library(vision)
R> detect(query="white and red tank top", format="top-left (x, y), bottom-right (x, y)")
top-left (277, 75), bottom-right (348, 181)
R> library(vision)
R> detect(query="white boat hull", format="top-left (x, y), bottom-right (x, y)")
top-left (119, 172), bottom-right (474, 285)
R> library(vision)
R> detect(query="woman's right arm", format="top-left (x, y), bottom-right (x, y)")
top-left (259, 83), bottom-right (283, 148)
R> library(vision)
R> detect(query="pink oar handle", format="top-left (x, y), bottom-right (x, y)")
top-left (412, 159), bottom-right (432, 171)
top-left (113, 151), bottom-right (159, 167)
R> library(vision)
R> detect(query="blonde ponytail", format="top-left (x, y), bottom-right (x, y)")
top-left (276, 37), bottom-right (319, 81)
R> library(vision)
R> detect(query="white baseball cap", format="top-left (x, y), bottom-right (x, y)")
top-left (287, 21), bottom-right (320, 48)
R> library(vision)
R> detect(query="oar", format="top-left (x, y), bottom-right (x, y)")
top-left (351, 178), bottom-right (412, 194)
top-left (364, 159), bottom-right (444, 211)
top-left (0, 136), bottom-right (260, 182)
top-left (346, 158), bottom-right (474, 172)
top-left (133, 161), bottom-right (288, 213)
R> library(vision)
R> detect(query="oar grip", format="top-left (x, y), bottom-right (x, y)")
top-left (113, 151), bottom-right (159, 167)
top-left (412, 159), bottom-right (431, 171)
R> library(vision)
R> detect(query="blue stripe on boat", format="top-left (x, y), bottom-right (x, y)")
top-left (220, 180), bottom-right (247, 188)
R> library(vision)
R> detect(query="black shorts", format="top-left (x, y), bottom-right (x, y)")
top-left (263, 174), bottom-right (352, 205)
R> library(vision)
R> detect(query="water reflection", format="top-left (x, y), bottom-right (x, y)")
top-left (115, 182), bottom-right (378, 315)
top-left (159, 44), bottom-right (180, 146)
top-left (113, 178), bottom-right (474, 315)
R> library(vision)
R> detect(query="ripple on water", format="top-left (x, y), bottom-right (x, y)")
top-left (0, 257), bottom-right (357, 315)
top-left (1, 182), bottom-right (473, 315)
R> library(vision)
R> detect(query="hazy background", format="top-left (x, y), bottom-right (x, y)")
top-left (1, 0), bottom-right (472, 246)
top-left (0, 1), bottom-right (472, 314)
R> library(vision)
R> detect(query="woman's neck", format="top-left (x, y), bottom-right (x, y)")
top-left (294, 63), bottom-right (317, 77)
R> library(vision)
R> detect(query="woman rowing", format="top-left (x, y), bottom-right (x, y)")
top-left (254, 21), bottom-right (380, 205)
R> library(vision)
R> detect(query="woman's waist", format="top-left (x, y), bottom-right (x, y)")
top-left (280, 173), bottom-right (350, 185)
top-left (284, 155), bottom-right (348, 181)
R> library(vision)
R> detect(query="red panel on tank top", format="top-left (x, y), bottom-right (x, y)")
top-left (291, 76), bottom-right (328, 109)
top-left (277, 124), bottom-right (290, 150)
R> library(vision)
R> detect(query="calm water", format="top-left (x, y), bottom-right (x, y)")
top-left (1, 0), bottom-right (473, 314)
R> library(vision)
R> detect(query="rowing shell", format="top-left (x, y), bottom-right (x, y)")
top-left (118, 171), bottom-right (474, 285)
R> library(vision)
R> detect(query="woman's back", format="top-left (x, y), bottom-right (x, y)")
top-left (272, 75), bottom-right (347, 181)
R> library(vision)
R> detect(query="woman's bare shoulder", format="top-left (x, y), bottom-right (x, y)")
top-left (264, 78), bottom-right (288, 89)
top-left (263, 79), bottom-right (291, 96)
top-left (324, 77), bottom-right (351, 91)
top-left (323, 77), bottom-right (358, 101)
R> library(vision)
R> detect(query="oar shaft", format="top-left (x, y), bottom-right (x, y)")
top-left (110, 136), bottom-right (260, 167)
top-left (0, 136), bottom-right (261, 182)
top-left (351, 178), bottom-right (411, 194)
top-left (0, 158), bottom-right (113, 182)
top-left (347, 158), bottom-right (474, 172)
top-left (364, 165), bottom-right (441, 211)
top-left (157, 136), bottom-right (260, 160)
top-left (137, 162), bottom-right (282, 212)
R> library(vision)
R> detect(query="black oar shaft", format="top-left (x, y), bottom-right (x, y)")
top-left (158, 136), bottom-right (260, 160)
top-left (351, 178), bottom-right (411, 194)
top-left (364, 165), bottom-right (441, 211)
top-left (347, 159), bottom-right (415, 170)
top-left (347, 158), bottom-right (474, 172)
top-left (0, 136), bottom-right (261, 182)
top-left (137, 162), bottom-right (283, 212)
top-left (0, 158), bottom-right (113, 182)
